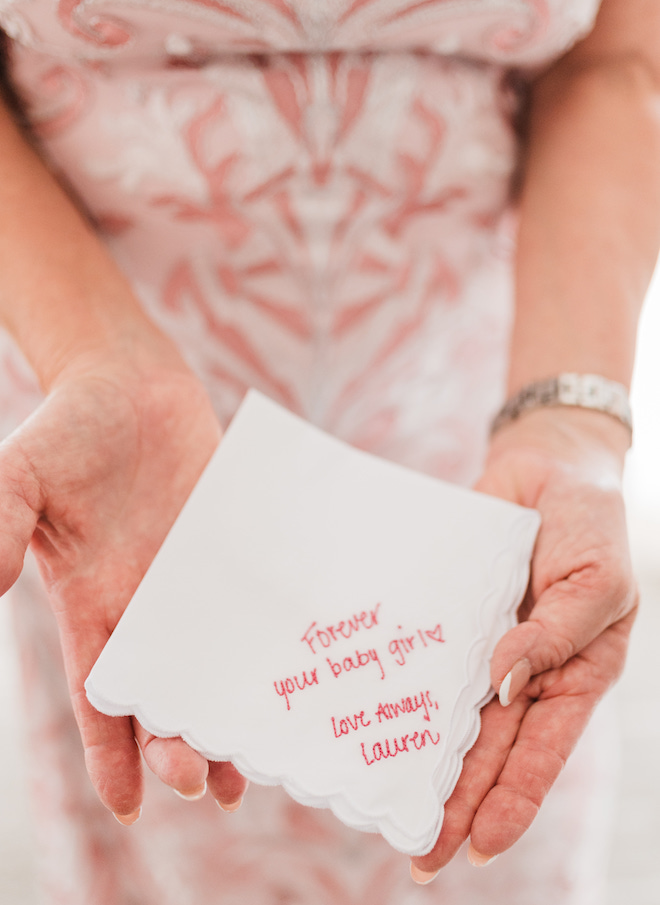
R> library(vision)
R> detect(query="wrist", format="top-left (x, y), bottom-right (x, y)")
top-left (486, 406), bottom-right (630, 483)
top-left (492, 374), bottom-right (632, 437)
top-left (6, 267), bottom-right (178, 393)
top-left (46, 310), bottom-right (188, 393)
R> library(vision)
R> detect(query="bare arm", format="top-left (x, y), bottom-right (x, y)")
top-left (0, 92), bottom-right (247, 820)
top-left (511, 0), bottom-right (660, 399)
top-left (0, 97), bottom-right (173, 389)
top-left (412, 0), bottom-right (660, 879)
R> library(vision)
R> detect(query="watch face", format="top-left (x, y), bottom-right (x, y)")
top-left (491, 375), bottom-right (632, 435)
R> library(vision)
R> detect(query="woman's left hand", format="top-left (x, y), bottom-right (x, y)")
top-left (410, 406), bottom-right (637, 880)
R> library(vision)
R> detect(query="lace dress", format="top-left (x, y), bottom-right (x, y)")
top-left (0, 2), bottom-right (616, 903)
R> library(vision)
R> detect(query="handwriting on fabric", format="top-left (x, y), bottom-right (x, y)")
top-left (272, 602), bottom-right (446, 767)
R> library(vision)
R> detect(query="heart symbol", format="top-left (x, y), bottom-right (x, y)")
top-left (425, 624), bottom-right (445, 643)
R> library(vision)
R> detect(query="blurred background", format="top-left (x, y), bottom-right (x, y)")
top-left (1, 272), bottom-right (660, 904)
top-left (609, 264), bottom-right (660, 904)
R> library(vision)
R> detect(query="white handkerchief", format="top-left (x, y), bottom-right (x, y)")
top-left (86, 390), bottom-right (540, 855)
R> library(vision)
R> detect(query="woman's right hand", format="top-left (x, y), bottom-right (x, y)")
top-left (0, 85), bottom-right (248, 821)
top-left (0, 342), bottom-right (248, 822)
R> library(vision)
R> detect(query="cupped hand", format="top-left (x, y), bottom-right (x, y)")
top-left (0, 341), bottom-right (248, 821)
top-left (411, 406), bottom-right (637, 881)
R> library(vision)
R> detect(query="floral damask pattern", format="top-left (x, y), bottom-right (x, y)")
top-left (0, 2), bottom-right (613, 903)
top-left (0, 0), bottom-right (602, 479)
top-left (0, 0), bottom-right (601, 62)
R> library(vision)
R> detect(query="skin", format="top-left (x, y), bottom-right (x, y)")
top-left (411, 407), bottom-right (636, 876)
top-left (412, 0), bottom-right (660, 877)
top-left (0, 102), bottom-right (247, 813)
top-left (0, 0), bottom-right (657, 873)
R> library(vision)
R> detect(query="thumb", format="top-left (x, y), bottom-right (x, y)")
top-left (0, 442), bottom-right (40, 596)
top-left (491, 573), bottom-right (634, 706)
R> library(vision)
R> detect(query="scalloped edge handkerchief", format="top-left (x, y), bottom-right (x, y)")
top-left (86, 390), bottom-right (540, 855)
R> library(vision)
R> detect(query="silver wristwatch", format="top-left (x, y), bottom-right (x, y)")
top-left (491, 373), bottom-right (633, 435)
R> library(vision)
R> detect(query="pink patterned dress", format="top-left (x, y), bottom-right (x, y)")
top-left (0, 2), bottom-right (616, 903)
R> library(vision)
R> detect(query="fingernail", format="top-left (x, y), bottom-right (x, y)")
top-left (217, 796), bottom-right (243, 813)
top-left (467, 843), bottom-right (498, 867)
top-left (410, 863), bottom-right (439, 885)
top-left (499, 657), bottom-right (532, 707)
top-left (113, 808), bottom-right (142, 826)
top-left (174, 780), bottom-right (207, 802)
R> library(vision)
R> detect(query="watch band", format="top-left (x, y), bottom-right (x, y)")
top-left (490, 373), bottom-right (633, 435)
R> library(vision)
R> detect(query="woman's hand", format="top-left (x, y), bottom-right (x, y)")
top-left (410, 406), bottom-right (637, 881)
top-left (0, 343), bottom-right (248, 822)
top-left (406, 0), bottom-right (660, 883)
top-left (0, 89), bottom-right (249, 821)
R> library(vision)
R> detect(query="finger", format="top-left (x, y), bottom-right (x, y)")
top-left (60, 614), bottom-right (144, 821)
top-left (410, 695), bottom-right (528, 878)
top-left (492, 579), bottom-right (638, 706)
top-left (72, 685), bottom-right (144, 821)
top-left (133, 721), bottom-right (209, 800)
top-left (207, 760), bottom-right (249, 812)
top-left (471, 612), bottom-right (634, 858)
top-left (469, 685), bottom-right (594, 856)
top-left (1, 433), bottom-right (144, 820)
top-left (412, 611), bottom-right (634, 881)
